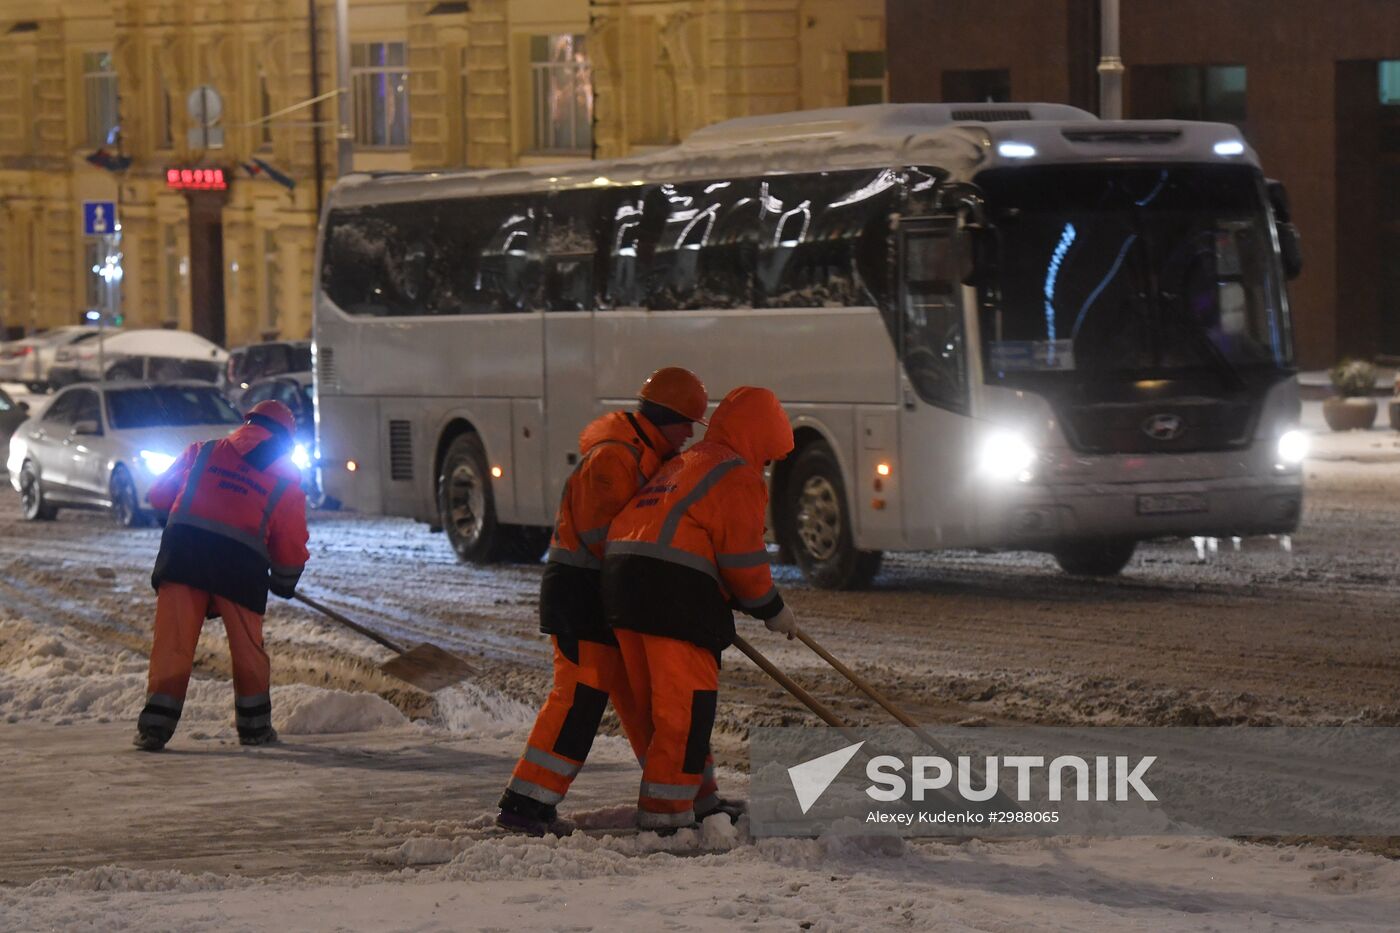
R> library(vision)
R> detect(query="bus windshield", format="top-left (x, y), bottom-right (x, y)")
top-left (977, 164), bottom-right (1292, 384)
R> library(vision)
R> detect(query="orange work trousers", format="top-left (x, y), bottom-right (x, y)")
top-left (614, 629), bottom-right (721, 830)
top-left (137, 582), bottom-right (272, 743)
top-left (507, 636), bottom-right (649, 809)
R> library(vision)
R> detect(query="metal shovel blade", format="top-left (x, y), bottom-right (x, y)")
top-left (379, 642), bottom-right (477, 693)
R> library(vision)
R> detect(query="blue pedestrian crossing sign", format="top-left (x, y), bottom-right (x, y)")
top-left (83, 201), bottom-right (117, 236)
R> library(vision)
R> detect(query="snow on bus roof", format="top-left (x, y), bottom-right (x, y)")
top-left (329, 103), bottom-right (1255, 206)
top-left (676, 103), bottom-right (1095, 148)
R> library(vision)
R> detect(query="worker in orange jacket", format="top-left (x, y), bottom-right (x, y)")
top-left (134, 399), bottom-right (310, 752)
top-left (498, 367), bottom-right (708, 835)
top-left (603, 386), bottom-right (797, 831)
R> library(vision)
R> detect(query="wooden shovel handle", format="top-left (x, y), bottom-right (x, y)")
top-left (731, 634), bottom-right (863, 745)
top-left (293, 590), bottom-right (406, 654)
top-left (790, 624), bottom-right (958, 759)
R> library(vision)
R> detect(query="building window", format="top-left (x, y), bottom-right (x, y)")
top-left (846, 51), bottom-right (887, 106)
top-left (351, 41), bottom-right (409, 148)
top-left (263, 231), bottom-right (280, 334)
top-left (258, 66), bottom-right (274, 149)
top-left (163, 226), bottom-right (183, 323)
top-left (1163, 65), bottom-right (1247, 125)
top-left (1381, 61), bottom-right (1400, 105)
top-left (530, 34), bottom-right (591, 154)
top-left (460, 46), bottom-right (470, 162)
top-left (943, 68), bottom-right (1011, 104)
top-left (83, 50), bottom-right (119, 147)
top-left (157, 84), bottom-right (174, 149)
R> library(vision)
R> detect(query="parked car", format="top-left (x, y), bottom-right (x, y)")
top-left (0, 326), bottom-right (104, 391)
top-left (48, 329), bottom-right (228, 387)
top-left (222, 340), bottom-right (311, 405)
top-left (7, 381), bottom-right (242, 526)
top-left (0, 386), bottom-right (29, 474)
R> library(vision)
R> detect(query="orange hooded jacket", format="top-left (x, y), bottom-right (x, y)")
top-left (539, 409), bottom-right (674, 643)
top-left (149, 421), bottom-right (310, 614)
top-left (603, 387), bottom-right (794, 654)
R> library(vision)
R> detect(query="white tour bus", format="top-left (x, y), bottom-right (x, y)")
top-left (312, 103), bottom-right (1304, 588)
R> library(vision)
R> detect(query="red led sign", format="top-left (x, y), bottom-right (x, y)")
top-left (165, 167), bottom-right (228, 191)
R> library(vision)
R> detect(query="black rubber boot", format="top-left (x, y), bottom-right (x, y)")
top-left (238, 726), bottom-right (279, 747)
top-left (497, 789), bottom-right (572, 837)
top-left (132, 730), bottom-right (167, 752)
top-left (696, 798), bottom-right (746, 825)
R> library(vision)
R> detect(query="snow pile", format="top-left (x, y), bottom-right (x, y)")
top-left (273, 686), bottom-right (405, 734)
top-left (12, 866), bottom-right (255, 896)
top-left (0, 616), bottom-right (408, 736)
top-left (430, 680), bottom-right (536, 736)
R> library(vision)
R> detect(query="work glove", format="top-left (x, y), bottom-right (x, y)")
top-left (765, 604), bottom-right (797, 640)
top-left (269, 580), bottom-right (298, 600)
top-left (269, 566), bottom-right (303, 600)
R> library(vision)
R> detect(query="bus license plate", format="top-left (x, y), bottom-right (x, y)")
top-left (1136, 493), bottom-right (1208, 516)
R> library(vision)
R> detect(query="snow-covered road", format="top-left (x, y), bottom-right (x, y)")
top-left (2, 452), bottom-right (1399, 929)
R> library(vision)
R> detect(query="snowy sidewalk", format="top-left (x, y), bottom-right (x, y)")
top-left (1301, 399), bottom-right (1400, 464)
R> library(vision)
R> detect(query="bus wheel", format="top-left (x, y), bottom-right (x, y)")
top-left (437, 432), bottom-right (502, 563)
top-left (1052, 539), bottom-right (1137, 576)
top-left (781, 442), bottom-right (881, 590)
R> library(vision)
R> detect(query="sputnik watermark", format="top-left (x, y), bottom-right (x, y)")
top-left (753, 727), bottom-right (1400, 837)
top-left (866, 753), bottom-right (1156, 802)
top-left (787, 742), bottom-right (1155, 813)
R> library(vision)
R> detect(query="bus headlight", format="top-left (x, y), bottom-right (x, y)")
top-left (1276, 429), bottom-right (1309, 466)
top-left (292, 443), bottom-right (312, 471)
top-left (979, 431), bottom-right (1037, 482)
top-left (139, 450), bottom-right (176, 475)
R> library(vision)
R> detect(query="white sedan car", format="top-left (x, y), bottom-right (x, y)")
top-left (8, 381), bottom-right (242, 526)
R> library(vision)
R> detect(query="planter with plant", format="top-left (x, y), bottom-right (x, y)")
top-left (1323, 359), bottom-right (1378, 431)
top-left (1389, 372), bottom-right (1400, 431)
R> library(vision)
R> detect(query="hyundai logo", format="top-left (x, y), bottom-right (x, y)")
top-left (1142, 413), bottom-right (1185, 441)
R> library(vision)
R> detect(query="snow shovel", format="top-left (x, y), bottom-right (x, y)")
top-left (735, 631), bottom-right (1016, 812)
top-left (786, 623), bottom-right (1017, 811)
top-left (292, 590), bottom-right (476, 692)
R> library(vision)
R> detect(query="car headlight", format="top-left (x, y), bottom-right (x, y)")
top-left (979, 430), bottom-right (1037, 482)
top-left (1276, 429), bottom-right (1309, 465)
top-left (139, 450), bottom-right (176, 475)
top-left (291, 443), bottom-right (311, 471)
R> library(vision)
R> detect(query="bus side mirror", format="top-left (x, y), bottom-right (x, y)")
top-left (1265, 179), bottom-right (1292, 223)
top-left (1278, 222), bottom-right (1303, 280)
top-left (1265, 180), bottom-right (1301, 280)
top-left (957, 224), bottom-right (1000, 287)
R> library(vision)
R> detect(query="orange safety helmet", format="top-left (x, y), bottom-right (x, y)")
top-left (637, 366), bottom-right (708, 424)
top-left (246, 399), bottom-right (297, 437)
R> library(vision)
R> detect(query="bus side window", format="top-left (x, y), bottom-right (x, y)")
top-left (603, 190), bottom-right (664, 309)
top-left (322, 208), bottom-right (399, 316)
top-left (698, 186), bottom-right (759, 309)
top-left (476, 196), bottom-right (544, 312)
top-left (758, 170), bottom-right (897, 308)
top-left (901, 225), bottom-right (968, 413)
top-left (645, 180), bottom-right (757, 311)
top-left (545, 189), bottom-right (606, 311)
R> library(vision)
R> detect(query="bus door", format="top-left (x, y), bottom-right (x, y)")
top-left (541, 189), bottom-right (606, 508)
top-left (895, 217), bottom-right (978, 546)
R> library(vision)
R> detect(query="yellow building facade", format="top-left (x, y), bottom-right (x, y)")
top-left (0, 0), bottom-right (884, 348)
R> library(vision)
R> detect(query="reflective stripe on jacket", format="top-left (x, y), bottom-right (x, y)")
top-left (539, 411), bottom-right (672, 642)
top-left (149, 422), bottom-right (310, 614)
top-left (604, 387), bottom-right (795, 652)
